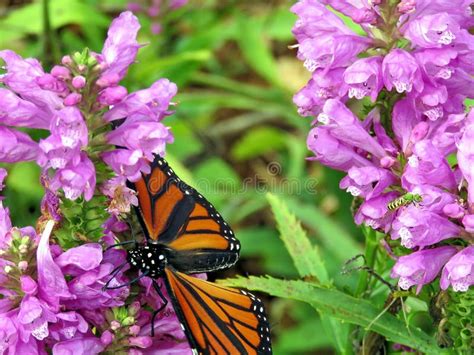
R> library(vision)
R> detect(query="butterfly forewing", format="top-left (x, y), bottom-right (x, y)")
top-left (128, 156), bottom-right (240, 273)
top-left (164, 268), bottom-right (272, 355)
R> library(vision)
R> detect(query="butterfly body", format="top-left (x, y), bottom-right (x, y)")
top-left (122, 155), bottom-right (272, 354)
top-left (127, 244), bottom-right (169, 278)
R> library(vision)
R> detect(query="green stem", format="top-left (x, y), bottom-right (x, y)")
top-left (42, 0), bottom-right (59, 69)
top-left (355, 227), bottom-right (379, 297)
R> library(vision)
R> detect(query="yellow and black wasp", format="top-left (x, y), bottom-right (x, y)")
top-left (387, 192), bottom-right (423, 211)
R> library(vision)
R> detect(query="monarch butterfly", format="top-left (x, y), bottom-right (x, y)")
top-left (387, 193), bottom-right (423, 211)
top-left (108, 154), bottom-right (272, 355)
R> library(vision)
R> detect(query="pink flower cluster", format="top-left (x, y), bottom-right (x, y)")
top-left (0, 11), bottom-right (191, 354)
top-left (0, 12), bottom-right (174, 211)
top-left (292, 1), bottom-right (473, 293)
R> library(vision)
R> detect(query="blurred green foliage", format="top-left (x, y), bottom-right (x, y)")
top-left (0, 1), bottom-right (431, 353)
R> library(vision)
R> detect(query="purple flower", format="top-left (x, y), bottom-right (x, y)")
top-left (404, 13), bottom-right (461, 48)
top-left (430, 112), bottom-right (465, 156)
top-left (317, 99), bottom-right (388, 160)
top-left (462, 214), bottom-right (474, 233)
top-left (293, 68), bottom-right (347, 117)
top-left (61, 248), bottom-right (129, 311)
top-left (0, 317), bottom-right (18, 352)
top-left (104, 79), bottom-right (177, 122)
top-left (101, 176), bottom-right (138, 215)
top-left (410, 184), bottom-right (457, 214)
top-left (0, 50), bottom-right (63, 110)
top-left (37, 135), bottom-right (81, 170)
top-left (457, 117), bottom-right (474, 206)
top-left (340, 166), bottom-right (396, 199)
top-left (382, 49), bottom-right (424, 93)
top-left (50, 154), bottom-right (96, 201)
top-left (402, 140), bottom-right (456, 191)
top-left (343, 56), bottom-right (383, 102)
top-left (102, 149), bottom-right (151, 182)
top-left (50, 107), bottom-right (88, 149)
top-left (98, 86), bottom-right (128, 106)
top-left (17, 295), bottom-right (57, 341)
top-left (320, 0), bottom-right (377, 24)
top-left (440, 246), bottom-right (474, 292)
top-left (391, 206), bottom-right (461, 248)
top-left (291, 0), bottom-right (370, 72)
top-left (307, 126), bottom-right (372, 171)
top-left (48, 312), bottom-right (89, 342)
top-left (0, 127), bottom-right (39, 163)
top-left (391, 98), bottom-right (421, 153)
top-left (101, 11), bottom-right (141, 82)
top-left (52, 337), bottom-right (105, 355)
top-left (106, 119), bottom-right (173, 160)
top-left (37, 221), bottom-right (72, 311)
top-left (391, 246), bottom-right (457, 293)
top-left (0, 88), bottom-right (50, 129)
top-left (354, 192), bottom-right (398, 231)
top-left (54, 243), bottom-right (103, 275)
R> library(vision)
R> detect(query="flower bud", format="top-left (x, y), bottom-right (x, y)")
top-left (20, 275), bottom-right (37, 295)
top-left (98, 86), bottom-right (128, 105)
top-left (51, 65), bottom-right (71, 80)
top-left (72, 76), bottom-right (86, 89)
top-left (122, 316), bottom-right (135, 326)
top-left (96, 73), bottom-right (120, 88)
top-left (61, 55), bottom-right (73, 66)
top-left (18, 260), bottom-right (28, 271)
top-left (128, 301), bottom-right (141, 316)
top-left (64, 93), bottom-right (82, 106)
top-left (100, 330), bottom-right (115, 346)
top-left (110, 320), bottom-right (121, 331)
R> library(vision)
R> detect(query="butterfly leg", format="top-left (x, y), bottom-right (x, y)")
top-left (104, 270), bottom-right (149, 290)
top-left (102, 261), bottom-right (128, 291)
top-left (150, 280), bottom-right (169, 337)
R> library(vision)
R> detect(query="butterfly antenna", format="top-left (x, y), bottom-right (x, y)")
top-left (150, 280), bottom-right (169, 337)
top-left (105, 220), bottom-right (139, 251)
top-left (342, 265), bottom-right (395, 292)
top-left (105, 240), bottom-right (137, 252)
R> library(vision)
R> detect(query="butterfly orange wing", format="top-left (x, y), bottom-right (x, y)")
top-left (128, 155), bottom-right (240, 273)
top-left (164, 268), bottom-right (272, 355)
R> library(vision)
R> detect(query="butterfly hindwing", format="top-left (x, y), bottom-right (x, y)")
top-left (128, 155), bottom-right (240, 273)
top-left (164, 268), bottom-right (272, 355)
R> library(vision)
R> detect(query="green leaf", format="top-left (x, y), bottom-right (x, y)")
top-left (267, 193), bottom-right (330, 285)
top-left (222, 276), bottom-right (444, 354)
top-left (275, 317), bottom-right (332, 353)
top-left (236, 227), bottom-right (297, 277)
top-left (263, 7), bottom-right (297, 41)
top-left (231, 127), bottom-right (287, 161)
top-left (235, 15), bottom-right (281, 86)
top-left (0, 0), bottom-right (109, 35)
top-left (286, 197), bottom-right (362, 262)
top-left (6, 162), bottom-right (43, 199)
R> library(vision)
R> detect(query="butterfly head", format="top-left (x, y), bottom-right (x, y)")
top-left (127, 244), bottom-right (167, 278)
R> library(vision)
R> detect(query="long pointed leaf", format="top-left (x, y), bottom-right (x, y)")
top-left (222, 276), bottom-right (444, 354)
top-left (267, 193), bottom-right (330, 285)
